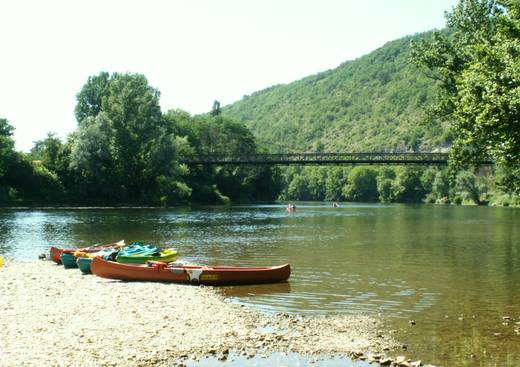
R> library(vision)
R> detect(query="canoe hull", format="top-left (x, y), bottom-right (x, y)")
top-left (50, 241), bottom-right (125, 264)
top-left (116, 249), bottom-right (178, 264)
top-left (61, 253), bottom-right (78, 269)
top-left (50, 246), bottom-right (64, 264)
top-left (77, 257), bottom-right (93, 274)
top-left (91, 258), bottom-right (291, 285)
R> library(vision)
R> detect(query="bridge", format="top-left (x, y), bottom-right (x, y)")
top-left (178, 152), bottom-right (493, 166)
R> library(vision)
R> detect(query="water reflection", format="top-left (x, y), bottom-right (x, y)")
top-left (0, 204), bottom-right (519, 366)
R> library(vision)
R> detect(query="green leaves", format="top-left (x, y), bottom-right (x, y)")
top-left (71, 72), bottom-right (186, 203)
top-left (413, 0), bottom-right (520, 170)
top-left (0, 118), bottom-right (16, 180)
top-left (224, 34), bottom-right (447, 153)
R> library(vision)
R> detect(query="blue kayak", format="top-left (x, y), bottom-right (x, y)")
top-left (61, 253), bottom-right (78, 269)
top-left (77, 257), bottom-right (93, 274)
top-left (117, 242), bottom-right (160, 257)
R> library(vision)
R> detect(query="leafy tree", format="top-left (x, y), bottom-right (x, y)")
top-left (0, 118), bottom-right (67, 204)
top-left (74, 72), bottom-right (111, 123)
top-left (342, 167), bottom-right (378, 202)
top-left (163, 109), bottom-right (281, 203)
top-left (324, 167), bottom-right (349, 201)
top-left (420, 167), bottom-right (438, 194)
top-left (286, 174), bottom-right (311, 200)
top-left (495, 164), bottom-right (520, 196)
top-left (72, 72), bottom-right (188, 203)
top-left (412, 0), bottom-right (520, 178)
top-left (0, 118), bottom-right (15, 180)
top-left (30, 133), bottom-right (74, 191)
top-left (70, 113), bottom-right (119, 199)
top-left (431, 169), bottom-right (451, 203)
top-left (211, 100), bottom-right (222, 117)
top-left (454, 170), bottom-right (484, 204)
top-left (377, 167), bottom-right (396, 202)
top-left (391, 167), bottom-right (426, 203)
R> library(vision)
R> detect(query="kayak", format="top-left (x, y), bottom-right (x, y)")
top-left (91, 257), bottom-right (291, 285)
top-left (117, 242), bottom-right (160, 256)
top-left (77, 257), bottom-right (93, 274)
top-left (75, 248), bottom-right (119, 274)
top-left (116, 248), bottom-right (178, 264)
top-left (50, 240), bottom-right (125, 264)
top-left (74, 247), bottom-right (118, 259)
top-left (61, 253), bottom-right (79, 269)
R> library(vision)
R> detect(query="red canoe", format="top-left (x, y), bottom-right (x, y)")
top-left (91, 257), bottom-right (291, 285)
top-left (50, 240), bottom-right (125, 264)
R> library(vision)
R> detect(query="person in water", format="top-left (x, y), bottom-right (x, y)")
top-left (332, 202), bottom-right (339, 207)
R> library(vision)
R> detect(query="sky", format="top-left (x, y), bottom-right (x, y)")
top-left (0, 0), bottom-right (459, 151)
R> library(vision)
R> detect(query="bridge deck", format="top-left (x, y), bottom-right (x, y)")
top-left (179, 152), bottom-right (491, 165)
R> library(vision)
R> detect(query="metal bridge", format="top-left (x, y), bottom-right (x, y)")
top-left (178, 152), bottom-right (493, 166)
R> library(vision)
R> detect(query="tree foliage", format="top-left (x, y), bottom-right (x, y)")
top-left (1, 72), bottom-right (281, 206)
top-left (412, 0), bottom-right (520, 182)
top-left (0, 118), bottom-right (16, 180)
top-left (223, 33), bottom-right (448, 153)
top-left (71, 72), bottom-right (187, 203)
top-left (342, 167), bottom-right (378, 202)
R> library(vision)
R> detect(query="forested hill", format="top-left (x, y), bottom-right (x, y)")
top-left (222, 32), bottom-right (451, 153)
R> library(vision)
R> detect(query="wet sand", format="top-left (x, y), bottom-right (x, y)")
top-left (0, 260), bottom-right (402, 366)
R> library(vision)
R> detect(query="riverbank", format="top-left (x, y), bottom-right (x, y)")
top-left (0, 260), bottom-right (408, 367)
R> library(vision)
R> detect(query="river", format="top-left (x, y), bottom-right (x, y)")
top-left (0, 203), bottom-right (519, 367)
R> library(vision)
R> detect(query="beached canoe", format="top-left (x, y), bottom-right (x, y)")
top-left (75, 247), bottom-right (119, 274)
top-left (91, 258), bottom-right (291, 285)
top-left (116, 248), bottom-right (178, 264)
top-left (61, 253), bottom-right (79, 269)
top-left (50, 240), bottom-right (125, 264)
top-left (77, 257), bottom-right (93, 274)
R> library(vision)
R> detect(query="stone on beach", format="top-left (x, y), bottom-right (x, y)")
top-left (0, 261), bottom-right (400, 366)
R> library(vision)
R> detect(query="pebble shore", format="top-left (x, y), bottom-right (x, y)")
top-left (1, 260), bottom-right (411, 366)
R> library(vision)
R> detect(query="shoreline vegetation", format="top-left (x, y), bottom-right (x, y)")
top-left (0, 260), bottom-right (439, 367)
top-left (1, 3), bottom-right (519, 209)
top-left (2, 56), bottom-right (519, 209)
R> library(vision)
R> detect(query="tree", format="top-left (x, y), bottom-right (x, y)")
top-left (72, 72), bottom-right (188, 203)
top-left (211, 100), bottom-right (221, 117)
top-left (70, 113), bottom-right (119, 199)
top-left (163, 109), bottom-right (282, 203)
top-left (495, 164), bottom-right (520, 196)
top-left (0, 118), bottom-right (15, 180)
top-left (324, 167), bottom-right (349, 201)
top-left (431, 169), bottom-right (451, 202)
top-left (0, 118), bottom-right (17, 202)
top-left (286, 174), bottom-right (311, 200)
top-left (390, 167), bottom-right (426, 203)
top-left (377, 167), bottom-right (396, 202)
top-left (412, 0), bottom-right (520, 177)
top-left (454, 170), bottom-right (484, 204)
top-left (342, 167), bottom-right (378, 202)
top-left (74, 72), bottom-right (111, 123)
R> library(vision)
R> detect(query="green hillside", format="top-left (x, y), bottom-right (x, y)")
top-left (223, 33), bottom-right (451, 153)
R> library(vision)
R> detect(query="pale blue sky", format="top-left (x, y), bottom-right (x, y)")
top-left (0, 0), bottom-right (458, 151)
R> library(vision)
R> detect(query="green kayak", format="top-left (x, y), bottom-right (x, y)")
top-left (116, 248), bottom-right (178, 264)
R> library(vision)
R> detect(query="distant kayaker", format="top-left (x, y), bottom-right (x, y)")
top-left (332, 202), bottom-right (339, 208)
top-left (287, 203), bottom-right (296, 212)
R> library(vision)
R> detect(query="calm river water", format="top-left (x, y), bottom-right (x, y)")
top-left (0, 204), bottom-right (519, 367)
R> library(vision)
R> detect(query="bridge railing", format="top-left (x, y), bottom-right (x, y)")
top-left (178, 152), bottom-right (459, 165)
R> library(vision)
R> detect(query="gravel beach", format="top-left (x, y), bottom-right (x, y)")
top-left (0, 260), bottom-right (400, 366)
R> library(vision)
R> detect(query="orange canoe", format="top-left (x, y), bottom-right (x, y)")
top-left (50, 240), bottom-right (125, 264)
top-left (91, 257), bottom-right (291, 285)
